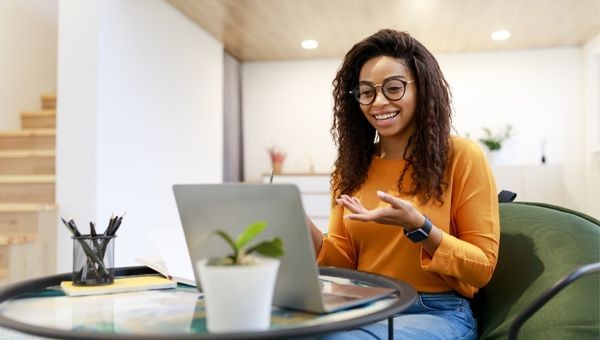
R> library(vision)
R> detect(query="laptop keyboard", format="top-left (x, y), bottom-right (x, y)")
top-left (321, 291), bottom-right (360, 305)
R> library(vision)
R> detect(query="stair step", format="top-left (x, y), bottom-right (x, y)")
top-left (0, 175), bottom-right (55, 203)
top-left (0, 129), bottom-right (55, 150)
top-left (0, 149), bottom-right (55, 175)
top-left (0, 204), bottom-right (56, 282)
top-left (41, 94), bottom-right (56, 110)
top-left (0, 203), bottom-right (57, 232)
top-left (0, 247), bottom-right (7, 278)
top-left (21, 110), bottom-right (56, 129)
top-left (0, 232), bottom-right (37, 246)
top-left (0, 203), bottom-right (57, 212)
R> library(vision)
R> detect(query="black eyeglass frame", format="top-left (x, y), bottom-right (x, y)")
top-left (349, 77), bottom-right (416, 105)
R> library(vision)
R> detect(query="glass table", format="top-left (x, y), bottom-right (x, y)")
top-left (0, 266), bottom-right (416, 339)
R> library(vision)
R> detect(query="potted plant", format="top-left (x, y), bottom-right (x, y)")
top-left (266, 147), bottom-right (286, 174)
top-left (197, 220), bottom-right (284, 333)
top-left (479, 124), bottom-right (513, 151)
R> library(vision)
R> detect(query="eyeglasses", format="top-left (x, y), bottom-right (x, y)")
top-left (349, 77), bottom-right (415, 105)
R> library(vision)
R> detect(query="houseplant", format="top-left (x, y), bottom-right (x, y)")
top-left (479, 124), bottom-right (513, 151)
top-left (197, 220), bottom-right (284, 333)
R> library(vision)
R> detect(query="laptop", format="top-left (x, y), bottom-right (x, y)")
top-left (172, 183), bottom-right (396, 314)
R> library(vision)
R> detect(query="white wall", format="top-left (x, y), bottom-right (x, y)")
top-left (242, 59), bottom-right (340, 180)
top-left (438, 48), bottom-right (581, 165)
top-left (55, 0), bottom-right (100, 273)
top-left (56, 0), bottom-right (223, 272)
top-left (0, 0), bottom-right (57, 129)
top-left (582, 33), bottom-right (600, 219)
top-left (242, 48), bottom-right (588, 213)
top-left (437, 48), bottom-right (585, 212)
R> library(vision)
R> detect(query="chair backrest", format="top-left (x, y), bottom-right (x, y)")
top-left (474, 202), bottom-right (600, 339)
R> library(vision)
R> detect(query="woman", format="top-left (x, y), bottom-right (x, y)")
top-left (309, 29), bottom-right (500, 339)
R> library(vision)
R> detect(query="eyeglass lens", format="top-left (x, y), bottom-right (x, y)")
top-left (353, 79), bottom-right (407, 105)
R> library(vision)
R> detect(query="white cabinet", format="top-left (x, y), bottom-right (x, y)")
top-left (491, 165), bottom-right (563, 205)
top-left (261, 174), bottom-right (331, 233)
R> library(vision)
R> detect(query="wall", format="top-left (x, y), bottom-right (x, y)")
top-left (583, 33), bottom-right (600, 218)
top-left (242, 48), bottom-right (587, 212)
top-left (437, 48), bottom-right (585, 212)
top-left (242, 59), bottom-right (340, 179)
top-left (56, 0), bottom-right (223, 272)
top-left (0, 0), bottom-right (57, 129)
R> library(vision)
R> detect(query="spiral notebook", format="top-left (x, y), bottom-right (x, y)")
top-left (61, 275), bottom-right (177, 297)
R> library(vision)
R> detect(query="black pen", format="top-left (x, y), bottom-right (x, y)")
top-left (61, 217), bottom-right (77, 236)
top-left (90, 222), bottom-right (97, 237)
top-left (67, 217), bottom-right (82, 237)
top-left (89, 221), bottom-right (101, 250)
top-left (269, 169), bottom-right (274, 184)
top-left (106, 214), bottom-right (116, 236)
top-left (111, 216), bottom-right (123, 236)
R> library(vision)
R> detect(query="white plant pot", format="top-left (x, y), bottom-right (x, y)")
top-left (486, 149), bottom-right (501, 165)
top-left (197, 257), bottom-right (280, 333)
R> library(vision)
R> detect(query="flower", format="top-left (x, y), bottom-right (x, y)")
top-left (267, 147), bottom-right (286, 163)
top-left (479, 125), bottom-right (513, 151)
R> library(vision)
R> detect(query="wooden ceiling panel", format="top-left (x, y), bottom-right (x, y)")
top-left (168, 0), bottom-right (600, 61)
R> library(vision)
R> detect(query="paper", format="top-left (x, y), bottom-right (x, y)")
top-left (136, 228), bottom-right (196, 286)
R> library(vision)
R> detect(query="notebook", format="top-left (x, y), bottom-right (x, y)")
top-left (172, 183), bottom-right (396, 314)
top-left (61, 276), bottom-right (177, 297)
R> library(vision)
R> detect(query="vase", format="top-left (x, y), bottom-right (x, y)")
top-left (197, 257), bottom-right (280, 333)
top-left (272, 160), bottom-right (283, 174)
top-left (486, 150), bottom-right (501, 165)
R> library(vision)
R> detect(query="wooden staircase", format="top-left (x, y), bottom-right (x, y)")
top-left (0, 94), bottom-right (57, 285)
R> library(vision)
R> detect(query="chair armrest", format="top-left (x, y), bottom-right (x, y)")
top-left (508, 262), bottom-right (600, 340)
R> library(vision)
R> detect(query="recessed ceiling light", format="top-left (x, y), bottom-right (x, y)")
top-left (491, 30), bottom-right (511, 41)
top-left (301, 39), bottom-right (319, 49)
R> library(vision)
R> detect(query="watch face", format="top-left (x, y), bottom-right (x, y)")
top-left (406, 229), bottom-right (429, 242)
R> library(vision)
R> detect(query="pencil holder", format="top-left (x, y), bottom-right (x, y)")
top-left (72, 235), bottom-right (116, 286)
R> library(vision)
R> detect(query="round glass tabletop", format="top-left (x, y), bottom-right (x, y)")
top-left (0, 267), bottom-right (416, 339)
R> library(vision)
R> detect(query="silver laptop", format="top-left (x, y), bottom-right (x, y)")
top-left (172, 183), bottom-right (395, 314)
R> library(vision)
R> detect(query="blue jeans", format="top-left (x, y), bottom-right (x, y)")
top-left (321, 292), bottom-right (477, 340)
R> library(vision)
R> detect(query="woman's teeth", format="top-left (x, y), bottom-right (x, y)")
top-left (374, 112), bottom-right (399, 121)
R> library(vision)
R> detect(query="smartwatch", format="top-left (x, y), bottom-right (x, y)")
top-left (404, 216), bottom-right (432, 243)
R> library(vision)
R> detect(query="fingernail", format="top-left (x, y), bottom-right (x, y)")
top-left (377, 191), bottom-right (385, 198)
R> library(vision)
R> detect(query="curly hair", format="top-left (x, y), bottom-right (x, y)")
top-left (331, 29), bottom-right (452, 204)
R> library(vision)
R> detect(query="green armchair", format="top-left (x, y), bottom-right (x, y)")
top-left (474, 202), bottom-right (600, 339)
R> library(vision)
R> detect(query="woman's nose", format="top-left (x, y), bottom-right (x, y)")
top-left (372, 88), bottom-right (389, 106)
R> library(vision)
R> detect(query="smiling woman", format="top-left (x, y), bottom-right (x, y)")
top-left (309, 29), bottom-right (500, 340)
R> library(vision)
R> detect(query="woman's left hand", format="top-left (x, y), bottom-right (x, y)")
top-left (336, 191), bottom-right (425, 230)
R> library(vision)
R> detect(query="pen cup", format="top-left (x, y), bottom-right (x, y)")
top-left (72, 235), bottom-right (116, 286)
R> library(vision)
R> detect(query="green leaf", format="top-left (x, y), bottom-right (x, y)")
top-left (235, 220), bottom-right (267, 250)
top-left (246, 237), bottom-right (284, 258)
top-left (213, 230), bottom-right (238, 259)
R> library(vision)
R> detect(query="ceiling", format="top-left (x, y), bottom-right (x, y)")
top-left (168, 0), bottom-right (600, 62)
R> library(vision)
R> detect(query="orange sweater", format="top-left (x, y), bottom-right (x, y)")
top-left (317, 137), bottom-right (500, 298)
